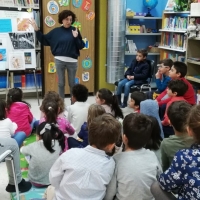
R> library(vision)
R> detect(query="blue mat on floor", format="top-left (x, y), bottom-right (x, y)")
top-left (10, 186), bottom-right (46, 200)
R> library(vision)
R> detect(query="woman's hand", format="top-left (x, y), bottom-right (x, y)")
top-left (29, 18), bottom-right (39, 31)
top-left (72, 28), bottom-right (78, 38)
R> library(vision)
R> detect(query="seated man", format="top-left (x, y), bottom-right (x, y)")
top-left (116, 49), bottom-right (150, 108)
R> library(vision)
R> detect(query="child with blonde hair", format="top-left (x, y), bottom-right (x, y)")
top-left (68, 104), bottom-right (106, 148)
top-left (40, 100), bottom-right (74, 151)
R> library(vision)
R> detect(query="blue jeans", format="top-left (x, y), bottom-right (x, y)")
top-left (117, 79), bottom-right (135, 97)
top-left (55, 59), bottom-right (78, 98)
top-left (12, 131), bottom-right (26, 147)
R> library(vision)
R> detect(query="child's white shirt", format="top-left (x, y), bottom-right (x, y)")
top-left (0, 118), bottom-right (17, 138)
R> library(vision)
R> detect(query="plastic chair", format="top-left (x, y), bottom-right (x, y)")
top-left (0, 150), bottom-right (20, 200)
top-left (114, 59), bottom-right (155, 93)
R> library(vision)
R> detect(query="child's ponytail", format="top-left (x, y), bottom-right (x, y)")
top-left (43, 101), bottom-right (58, 123)
top-left (37, 122), bottom-right (65, 153)
top-left (112, 95), bottom-right (124, 119)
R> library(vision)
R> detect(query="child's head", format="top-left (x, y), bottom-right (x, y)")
top-left (72, 84), bottom-right (88, 103)
top-left (136, 49), bottom-right (148, 62)
top-left (7, 87), bottom-right (30, 111)
top-left (40, 91), bottom-right (64, 114)
top-left (169, 61), bottom-right (187, 79)
top-left (168, 101), bottom-right (192, 133)
top-left (123, 113), bottom-right (152, 150)
top-left (96, 88), bottom-right (124, 119)
top-left (158, 59), bottom-right (173, 75)
top-left (145, 116), bottom-right (162, 151)
top-left (129, 91), bottom-right (146, 111)
top-left (37, 122), bottom-right (65, 153)
top-left (0, 99), bottom-right (6, 120)
top-left (88, 113), bottom-right (121, 153)
top-left (167, 80), bottom-right (188, 97)
top-left (87, 104), bottom-right (106, 128)
top-left (43, 101), bottom-right (59, 124)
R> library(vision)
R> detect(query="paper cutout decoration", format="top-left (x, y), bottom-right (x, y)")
top-left (72, 0), bottom-right (82, 8)
top-left (81, 0), bottom-right (92, 11)
top-left (75, 77), bottom-right (80, 84)
top-left (86, 10), bottom-right (95, 20)
top-left (82, 38), bottom-right (89, 49)
top-left (82, 72), bottom-right (89, 82)
top-left (45, 16), bottom-right (56, 27)
top-left (58, 0), bottom-right (70, 6)
top-left (72, 21), bottom-right (81, 31)
top-left (48, 62), bottom-right (56, 73)
top-left (82, 56), bottom-right (92, 70)
top-left (9, 52), bottom-right (25, 70)
top-left (47, 1), bottom-right (59, 15)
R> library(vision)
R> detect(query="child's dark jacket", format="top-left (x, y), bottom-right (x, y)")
top-left (124, 59), bottom-right (150, 85)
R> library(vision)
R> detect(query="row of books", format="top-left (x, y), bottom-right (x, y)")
top-left (187, 57), bottom-right (200, 62)
top-left (163, 16), bottom-right (187, 30)
top-left (161, 32), bottom-right (186, 50)
top-left (0, 73), bottom-right (42, 89)
top-left (125, 39), bottom-right (137, 53)
top-left (0, 0), bottom-right (39, 8)
top-left (163, 52), bottom-right (185, 62)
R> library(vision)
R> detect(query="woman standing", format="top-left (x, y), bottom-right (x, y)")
top-left (30, 10), bottom-right (85, 98)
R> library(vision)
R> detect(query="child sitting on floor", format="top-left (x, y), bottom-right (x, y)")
top-left (151, 105), bottom-right (200, 200)
top-left (6, 88), bottom-right (36, 146)
top-left (104, 113), bottom-right (162, 200)
top-left (45, 114), bottom-right (121, 200)
top-left (128, 91), bottom-right (146, 113)
top-left (68, 104), bottom-right (105, 148)
top-left (21, 122), bottom-right (65, 187)
top-left (161, 101), bottom-right (194, 171)
top-left (67, 84), bottom-right (90, 137)
top-left (162, 80), bottom-right (188, 138)
top-left (116, 49), bottom-right (150, 108)
top-left (40, 101), bottom-right (74, 151)
top-left (96, 88), bottom-right (124, 119)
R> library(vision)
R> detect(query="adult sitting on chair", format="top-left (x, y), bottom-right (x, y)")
top-left (0, 137), bottom-right (32, 193)
top-left (116, 49), bottom-right (150, 108)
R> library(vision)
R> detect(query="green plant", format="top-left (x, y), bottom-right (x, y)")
top-left (174, 0), bottom-right (189, 11)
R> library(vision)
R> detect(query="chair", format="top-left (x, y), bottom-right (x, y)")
top-left (114, 59), bottom-right (155, 93)
top-left (0, 150), bottom-right (20, 200)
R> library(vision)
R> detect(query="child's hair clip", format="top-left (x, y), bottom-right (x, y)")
top-left (40, 123), bottom-right (51, 135)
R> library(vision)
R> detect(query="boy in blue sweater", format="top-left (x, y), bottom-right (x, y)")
top-left (117, 49), bottom-right (150, 108)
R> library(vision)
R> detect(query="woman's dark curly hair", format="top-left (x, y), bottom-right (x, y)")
top-left (58, 10), bottom-right (76, 24)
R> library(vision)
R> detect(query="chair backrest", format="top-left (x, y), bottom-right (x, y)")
top-left (146, 59), bottom-right (155, 80)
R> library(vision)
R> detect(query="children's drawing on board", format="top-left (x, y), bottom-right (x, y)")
top-left (9, 52), bottom-right (25, 70)
top-left (17, 18), bottom-right (32, 31)
top-left (9, 32), bottom-right (35, 49)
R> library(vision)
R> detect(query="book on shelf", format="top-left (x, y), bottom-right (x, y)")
top-left (187, 57), bottom-right (200, 62)
top-left (0, 0), bottom-right (39, 7)
top-left (125, 38), bottom-right (137, 53)
top-left (163, 16), bottom-right (187, 31)
top-left (163, 52), bottom-right (185, 62)
top-left (162, 32), bottom-right (186, 50)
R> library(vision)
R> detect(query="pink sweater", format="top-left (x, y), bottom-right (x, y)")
top-left (7, 102), bottom-right (33, 136)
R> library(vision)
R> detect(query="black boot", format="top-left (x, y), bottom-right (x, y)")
top-left (117, 95), bottom-right (122, 106)
top-left (6, 179), bottom-right (32, 193)
top-left (122, 96), bottom-right (128, 108)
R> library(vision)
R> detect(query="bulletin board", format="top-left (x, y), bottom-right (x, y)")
top-left (42, 0), bottom-right (95, 94)
top-left (0, 10), bottom-right (37, 70)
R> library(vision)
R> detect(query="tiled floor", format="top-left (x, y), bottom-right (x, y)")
top-left (0, 95), bottom-right (132, 199)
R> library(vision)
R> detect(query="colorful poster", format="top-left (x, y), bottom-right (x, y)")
top-left (24, 52), bottom-right (32, 64)
top-left (81, 0), bottom-right (91, 11)
top-left (47, 1), bottom-right (59, 15)
top-left (58, 0), bottom-right (70, 6)
top-left (45, 16), bottom-right (56, 27)
top-left (9, 52), bottom-right (25, 70)
top-left (0, 19), bottom-right (12, 33)
top-left (0, 48), bottom-right (7, 70)
top-left (72, 0), bottom-right (82, 8)
top-left (86, 10), bottom-right (95, 20)
top-left (17, 18), bottom-right (32, 31)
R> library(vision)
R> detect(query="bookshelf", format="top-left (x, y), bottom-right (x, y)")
top-left (0, 0), bottom-right (42, 97)
top-left (185, 15), bottom-right (200, 84)
top-left (158, 11), bottom-right (189, 62)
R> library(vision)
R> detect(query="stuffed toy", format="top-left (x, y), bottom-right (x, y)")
top-left (186, 18), bottom-right (197, 38)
